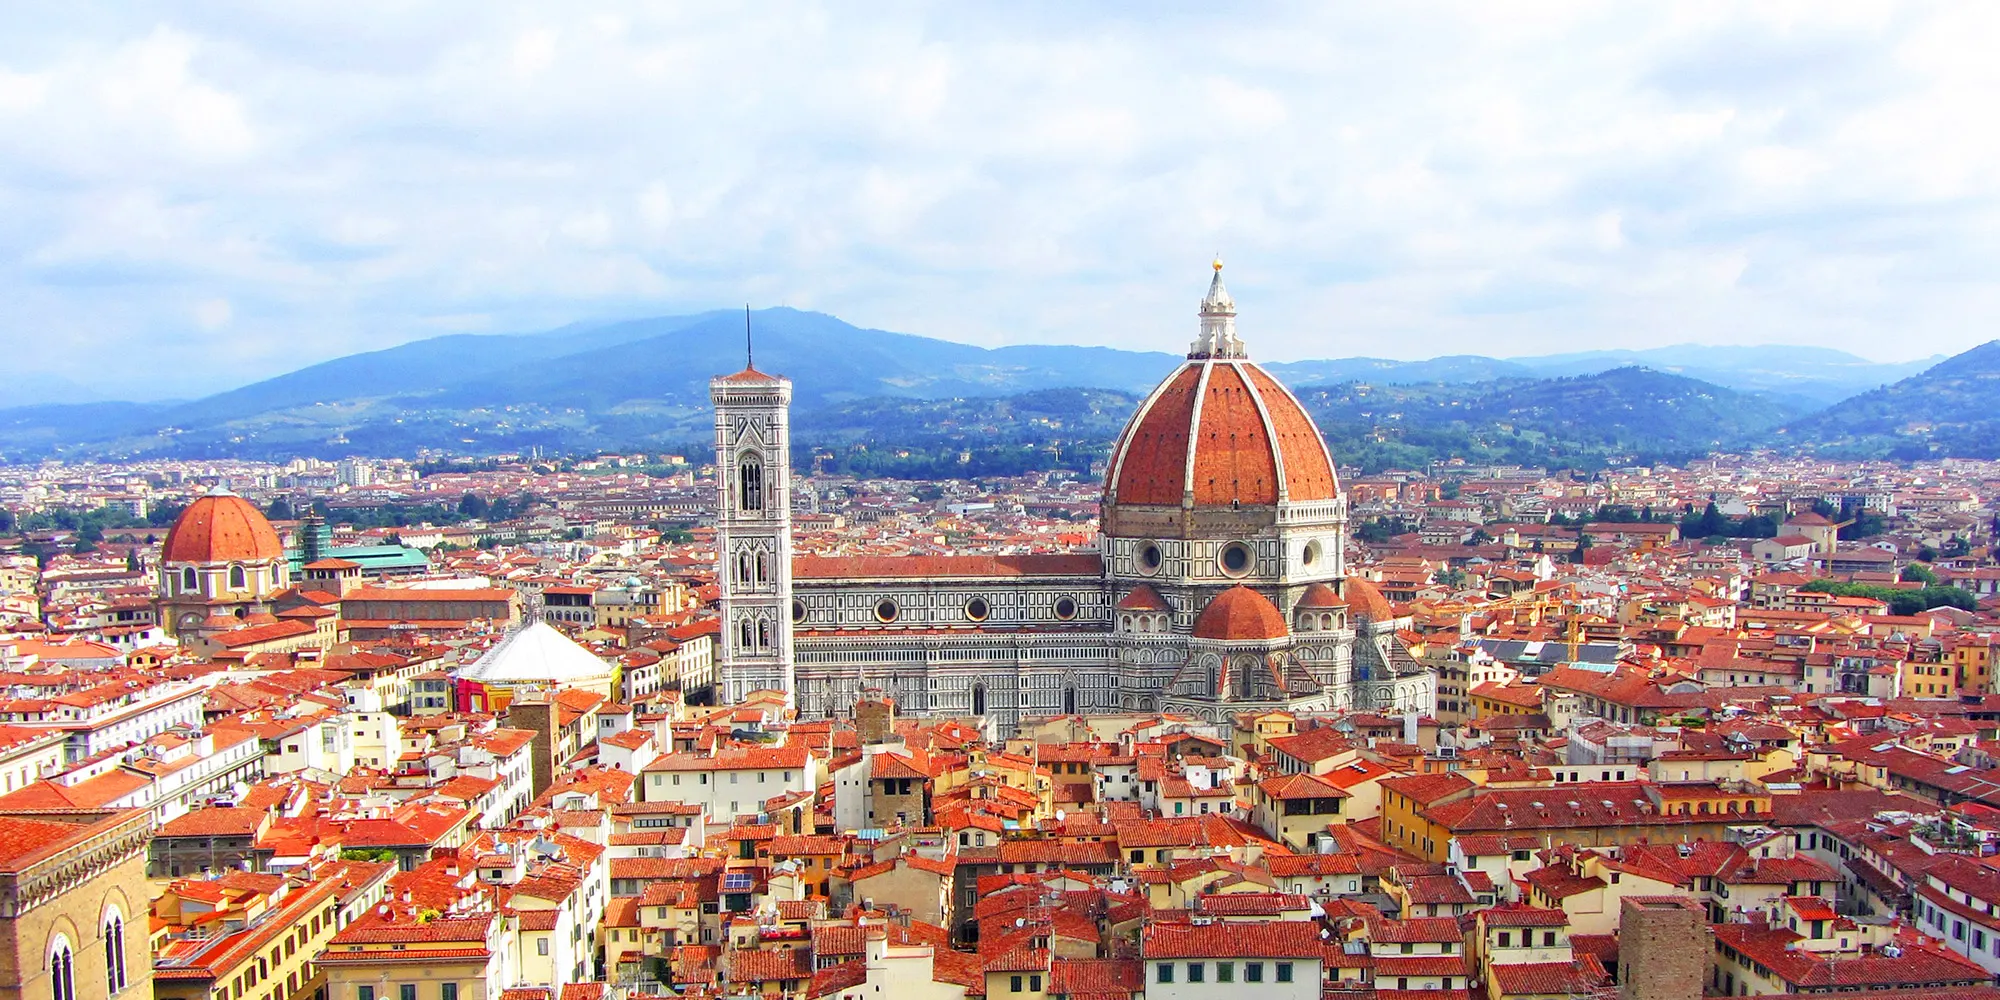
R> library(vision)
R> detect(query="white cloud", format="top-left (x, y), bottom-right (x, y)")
top-left (194, 297), bottom-right (233, 330)
top-left (0, 4), bottom-right (1995, 399)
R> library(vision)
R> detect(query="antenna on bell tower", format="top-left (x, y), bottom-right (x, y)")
top-left (745, 305), bottom-right (754, 370)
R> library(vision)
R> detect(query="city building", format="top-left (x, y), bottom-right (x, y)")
top-left (714, 265), bottom-right (1435, 731)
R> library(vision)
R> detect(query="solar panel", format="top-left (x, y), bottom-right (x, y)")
top-left (722, 872), bottom-right (754, 891)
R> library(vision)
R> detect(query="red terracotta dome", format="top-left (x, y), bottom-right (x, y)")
top-left (1104, 267), bottom-right (1336, 511)
top-left (1297, 582), bottom-right (1347, 609)
top-left (1192, 586), bottom-right (1290, 641)
top-left (1105, 360), bottom-right (1338, 508)
top-left (1343, 577), bottom-right (1394, 621)
top-left (1117, 584), bottom-right (1172, 611)
top-left (162, 490), bottom-right (284, 564)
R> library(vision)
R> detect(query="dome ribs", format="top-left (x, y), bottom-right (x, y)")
top-left (1191, 364), bottom-right (1278, 506)
top-left (1243, 365), bottom-right (1339, 501)
top-left (1109, 364), bottom-right (1201, 506)
top-left (1107, 359), bottom-right (1338, 511)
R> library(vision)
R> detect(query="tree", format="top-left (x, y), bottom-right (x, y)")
top-left (266, 496), bottom-right (294, 520)
top-left (457, 493), bottom-right (490, 518)
top-left (1356, 517), bottom-right (1412, 544)
top-left (1799, 578), bottom-right (1977, 616)
top-left (145, 502), bottom-right (186, 528)
top-left (125, 549), bottom-right (141, 573)
top-left (0, 508), bottom-right (13, 533)
top-left (1838, 511), bottom-right (1886, 540)
top-left (1680, 501), bottom-right (1726, 539)
top-left (1901, 563), bottom-right (1939, 585)
top-left (1917, 545), bottom-right (1940, 563)
top-left (1465, 528), bottom-right (1495, 546)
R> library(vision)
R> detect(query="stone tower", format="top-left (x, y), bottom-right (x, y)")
top-left (711, 361), bottom-right (796, 706)
top-left (1619, 896), bottom-right (1710, 1000)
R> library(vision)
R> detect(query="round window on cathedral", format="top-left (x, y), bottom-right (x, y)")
top-left (1220, 541), bottom-right (1253, 577)
top-left (791, 599), bottom-right (807, 625)
top-left (874, 599), bottom-right (899, 624)
top-left (1139, 543), bottom-right (1163, 574)
top-left (1302, 540), bottom-right (1321, 566)
top-left (1053, 596), bottom-right (1079, 621)
top-left (965, 597), bottom-right (990, 622)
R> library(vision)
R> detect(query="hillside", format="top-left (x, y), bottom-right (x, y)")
top-left (1776, 341), bottom-right (2000, 459)
top-left (1295, 367), bottom-right (1805, 471)
top-left (1505, 344), bottom-right (1941, 406)
top-left (786, 368), bottom-right (1800, 479)
top-left (0, 310), bottom-right (1182, 462)
top-left (0, 305), bottom-right (1961, 467)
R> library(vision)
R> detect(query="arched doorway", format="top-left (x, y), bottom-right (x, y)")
top-left (1062, 686), bottom-right (1077, 715)
top-left (971, 683), bottom-right (987, 715)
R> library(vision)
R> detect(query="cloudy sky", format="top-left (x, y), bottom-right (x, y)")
top-left (4, 3), bottom-right (1998, 400)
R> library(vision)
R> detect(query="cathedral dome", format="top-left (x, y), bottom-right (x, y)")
top-left (1103, 265), bottom-right (1338, 512)
top-left (1297, 582), bottom-right (1347, 609)
top-left (1343, 577), bottom-right (1394, 620)
top-left (1117, 584), bottom-right (1172, 611)
top-left (1192, 585), bottom-right (1290, 641)
top-left (162, 489), bottom-right (284, 565)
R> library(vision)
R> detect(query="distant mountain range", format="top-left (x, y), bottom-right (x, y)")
top-left (0, 307), bottom-right (1986, 470)
top-left (1774, 340), bottom-right (2000, 459)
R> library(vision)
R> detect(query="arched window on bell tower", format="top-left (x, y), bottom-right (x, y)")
top-left (739, 457), bottom-right (764, 512)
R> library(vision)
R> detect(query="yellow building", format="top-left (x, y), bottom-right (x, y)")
top-left (1230, 710), bottom-right (1298, 759)
top-left (151, 861), bottom-right (393, 1000)
top-left (0, 807), bottom-right (154, 1000)
top-left (1380, 774), bottom-right (1772, 863)
top-left (1249, 772), bottom-right (1349, 851)
top-left (317, 911), bottom-right (513, 1000)
top-left (1899, 657), bottom-right (1957, 699)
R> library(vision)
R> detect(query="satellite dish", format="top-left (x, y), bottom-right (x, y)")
top-left (1055, 810), bottom-right (1066, 823)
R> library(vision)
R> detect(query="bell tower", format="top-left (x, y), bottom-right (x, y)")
top-left (711, 357), bottom-right (795, 706)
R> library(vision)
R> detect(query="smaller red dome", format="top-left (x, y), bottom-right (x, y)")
top-left (1297, 583), bottom-right (1347, 609)
top-left (1117, 584), bottom-right (1172, 611)
top-left (1343, 577), bottom-right (1394, 620)
top-left (162, 491), bottom-right (284, 564)
top-left (1193, 586), bottom-right (1290, 641)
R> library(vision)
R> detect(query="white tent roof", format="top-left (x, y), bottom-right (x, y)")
top-left (457, 620), bottom-right (612, 684)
